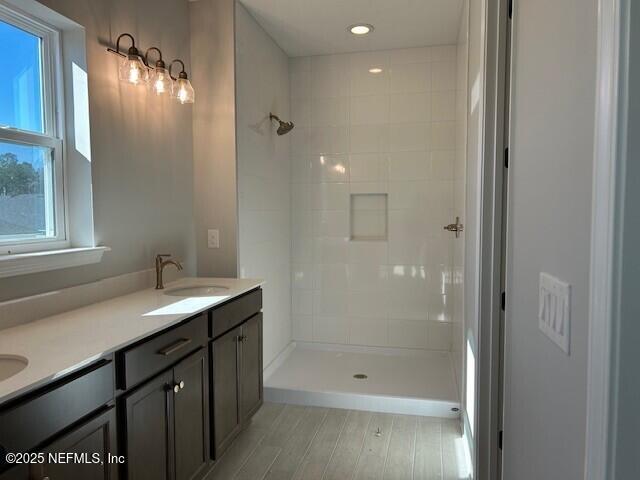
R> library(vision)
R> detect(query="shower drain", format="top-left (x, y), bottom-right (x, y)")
top-left (353, 373), bottom-right (368, 379)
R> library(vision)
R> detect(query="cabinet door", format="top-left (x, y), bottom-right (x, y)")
top-left (173, 349), bottom-right (210, 480)
top-left (38, 407), bottom-right (118, 480)
top-left (0, 465), bottom-right (28, 480)
top-left (211, 326), bottom-right (241, 459)
top-left (125, 371), bottom-right (173, 480)
top-left (240, 313), bottom-right (263, 421)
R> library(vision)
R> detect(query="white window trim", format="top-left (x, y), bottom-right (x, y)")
top-left (0, 0), bottom-right (107, 278)
top-left (0, 4), bottom-right (69, 254)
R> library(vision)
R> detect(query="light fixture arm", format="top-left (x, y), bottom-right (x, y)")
top-left (115, 33), bottom-right (138, 56)
top-left (169, 59), bottom-right (188, 80)
top-left (145, 47), bottom-right (165, 69)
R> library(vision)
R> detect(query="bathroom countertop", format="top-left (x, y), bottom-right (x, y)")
top-left (0, 277), bottom-right (263, 406)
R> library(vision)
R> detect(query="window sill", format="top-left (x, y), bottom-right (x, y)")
top-left (0, 246), bottom-right (110, 279)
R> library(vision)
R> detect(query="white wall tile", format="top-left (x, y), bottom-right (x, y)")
top-left (350, 95), bottom-right (390, 125)
top-left (390, 93), bottom-right (432, 124)
top-left (390, 63), bottom-right (431, 93)
top-left (291, 44), bottom-right (458, 352)
top-left (313, 315), bottom-right (349, 344)
top-left (349, 153), bottom-right (389, 182)
top-left (293, 314), bottom-right (313, 341)
top-left (427, 321), bottom-right (453, 350)
top-left (388, 319), bottom-right (428, 349)
top-left (349, 317), bottom-right (389, 346)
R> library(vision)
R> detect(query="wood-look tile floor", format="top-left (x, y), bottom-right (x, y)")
top-left (205, 403), bottom-right (469, 480)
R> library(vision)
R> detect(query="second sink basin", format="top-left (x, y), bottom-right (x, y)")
top-left (164, 285), bottom-right (230, 297)
top-left (0, 355), bottom-right (28, 382)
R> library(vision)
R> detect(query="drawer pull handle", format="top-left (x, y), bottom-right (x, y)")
top-left (158, 338), bottom-right (192, 356)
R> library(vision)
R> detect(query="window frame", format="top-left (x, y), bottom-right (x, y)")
top-left (0, 3), bottom-right (68, 254)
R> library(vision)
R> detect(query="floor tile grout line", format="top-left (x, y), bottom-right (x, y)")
top-left (317, 409), bottom-right (350, 480)
top-left (381, 414), bottom-right (397, 479)
top-left (411, 416), bottom-right (419, 480)
top-left (348, 412), bottom-right (374, 480)
top-left (439, 420), bottom-right (445, 480)
top-left (291, 407), bottom-right (330, 479)
top-left (227, 404), bottom-right (295, 480)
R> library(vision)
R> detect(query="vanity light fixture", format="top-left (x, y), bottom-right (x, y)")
top-left (111, 33), bottom-right (148, 85)
top-left (169, 59), bottom-right (195, 104)
top-left (107, 34), bottom-right (195, 104)
top-left (349, 23), bottom-right (374, 35)
top-left (145, 47), bottom-right (171, 96)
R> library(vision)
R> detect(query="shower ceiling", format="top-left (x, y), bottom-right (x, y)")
top-left (238, 0), bottom-right (464, 57)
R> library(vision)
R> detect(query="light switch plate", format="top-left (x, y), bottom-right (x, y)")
top-left (539, 272), bottom-right (571, 354)
top-left (207, 229), bottom-right (220, 249)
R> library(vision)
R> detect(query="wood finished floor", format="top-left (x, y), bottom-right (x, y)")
top-left (205, 402), bottom-right (467, 480)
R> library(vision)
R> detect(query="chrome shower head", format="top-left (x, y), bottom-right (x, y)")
top-left (270, 113), bottom-right (295, 136)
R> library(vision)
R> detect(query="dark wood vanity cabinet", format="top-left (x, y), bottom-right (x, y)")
top-left (124, 348), bottom-right (209, 480)
top-left (211, 326), bottom-right (242, 458)
top-left (0, 287), bottom-right (263, 480)
top-left (211, 311), bottom-right (263, 459)
top-left (240, 313), bottom-right (263, 421)
top-left (38, 407), bottom-right (119, 480)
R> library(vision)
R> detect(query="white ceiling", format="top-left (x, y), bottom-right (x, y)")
top-left (238, 0), bottom-right (464, 57)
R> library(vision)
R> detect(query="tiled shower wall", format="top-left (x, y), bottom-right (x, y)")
top-left (290, 45), bottom-right (458, 350)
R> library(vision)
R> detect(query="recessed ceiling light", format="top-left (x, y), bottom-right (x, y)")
top-left (349, 24), bottom-right (374, 35)
top-left (369, 67), bottom-right (383, 74)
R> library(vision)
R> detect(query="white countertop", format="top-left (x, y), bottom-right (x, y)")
top-left (0, 277), bottom-right (263, 405)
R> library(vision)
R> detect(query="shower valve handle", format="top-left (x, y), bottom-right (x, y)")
top-left (444, 217), bottom-right (464, 238)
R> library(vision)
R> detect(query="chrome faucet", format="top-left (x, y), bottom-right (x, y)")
top-left (155, 254), bottom-right (183, 289)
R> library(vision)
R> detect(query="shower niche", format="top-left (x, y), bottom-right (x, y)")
top-left (350, 193), bottom-right (388, 242)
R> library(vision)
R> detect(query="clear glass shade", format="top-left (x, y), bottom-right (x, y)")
top-left (149, 66), bottom-right (171, 96)
top-left (118, 55), bottom-right (148, 85)
top-left (172, 77), bottom-right (195, 104)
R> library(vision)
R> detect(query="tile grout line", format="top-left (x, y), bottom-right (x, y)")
top-left (226, 404), bottom-right (292, 480)
top-left (348, 412), bottom-right (375, 480)
top-left (439, 420), bottom-right (445, 480)
top-left (411, 416), bottom-right (419, 480)
top-left (318, 409), bottom-right (351, 480)
top-left (381, 414), bottom-right (397, 479)
top-left (291, 408), bottom-right (330, 479)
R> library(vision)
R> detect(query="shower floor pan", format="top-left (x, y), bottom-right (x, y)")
top-left (264, 343), bottom-right (460, 418)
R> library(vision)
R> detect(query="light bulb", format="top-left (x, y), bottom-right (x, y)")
top-left (119, 54), bottom-right (148, 85)
top-left (149, 66), bottom-right (171, 96)
top-left (171, 76), bottom-right (195, 104)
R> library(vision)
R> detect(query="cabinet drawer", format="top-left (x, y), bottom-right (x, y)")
top-left (210, 289), bottom-right (262, 339)
top-left (119, 314), bottom-right (207, 390)
top-left (0, 359), bottom-right (114, 457)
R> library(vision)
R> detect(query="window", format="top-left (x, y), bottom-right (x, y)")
top-left (0, 5), bottom-right (65, 254)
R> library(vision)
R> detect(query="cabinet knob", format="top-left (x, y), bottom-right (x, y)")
top-left (173, 384), bottom-right (180, 393)
top-left (237, 334), bottom-right (248, 342)
top-left (179, 381), bottom-right (185, 390)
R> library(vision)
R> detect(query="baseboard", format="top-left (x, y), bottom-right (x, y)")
top-left (263, 341), bottom-right (296, 382)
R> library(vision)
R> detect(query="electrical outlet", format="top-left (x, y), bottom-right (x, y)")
top-left (539, 273), bottom-right (571, 354)
top-left (207, 229), bottom-right (220, 249)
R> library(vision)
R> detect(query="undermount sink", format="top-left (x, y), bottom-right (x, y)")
top-left (0, 355), bottom-right (28, 382)
top-left (164, 285), bottom-right (230, 297)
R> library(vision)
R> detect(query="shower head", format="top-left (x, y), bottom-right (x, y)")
top-left (270, 113), bottom-right (295, 136)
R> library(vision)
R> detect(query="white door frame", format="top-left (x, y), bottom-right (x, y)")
top-left (585, 0), bottom-right (630, 478)
top-left (477, 0), bottom-right (631, 479)
top-left (475, 0), bottom-right (511, 478)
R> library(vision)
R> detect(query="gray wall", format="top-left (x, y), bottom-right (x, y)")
top-left (190, 0), bottom-right (239, 278)
top-left (504, 0), bottom-right (597, 478)
top-left (0, 0), bottom-right (196, 302)
top-left (614, 1), bottom-right (640, 475)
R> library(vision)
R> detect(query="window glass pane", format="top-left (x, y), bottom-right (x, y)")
top-left (0, 20), bottom-right (44, 133)
top-left (0, 141), bottom-right (55, 242)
